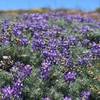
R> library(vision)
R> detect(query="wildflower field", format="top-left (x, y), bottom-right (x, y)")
top-left (0, 12), bottom-right (100, 100)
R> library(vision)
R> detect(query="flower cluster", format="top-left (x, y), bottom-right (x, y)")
top-left (40, 59), bottom-right (52, 80)
top-left (64, 71), bottom-right (77, 83)
top-left (64, 96), bottom-right (72, 100)
top-left (80, 91), bottom-right (91, 100)
top-left (1, 62), bottom-right (32, 99)
top-left (0, 12), bottom-right (99, 99)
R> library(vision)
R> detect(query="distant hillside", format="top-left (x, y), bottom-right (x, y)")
top-left (0, 8), bottom-right (100, 21)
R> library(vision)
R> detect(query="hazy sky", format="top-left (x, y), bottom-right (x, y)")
top-left (0, 0), bottom-right (100, 11)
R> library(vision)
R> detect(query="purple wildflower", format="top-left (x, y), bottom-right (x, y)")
top-left (15, 64), bottom-right (32, 81)
top-left (42, 97), bottom-right (51, 100)
top-left (65, 57), bottom-right (73, 67)
top-left (2, 39), bottom-right (10, 46)
top-left (81, 26), bottom-right (90, 34)
top-left (1, 80), bottom-right (23, 99)
top-left (2, 20), bottom-right (9, 32)
top-left (66, 15), bottom-right (73, 22)
top-left (78, 57), bottom-right (90, 66)
top-left (1, 37), bottom-right (10, 46)
top-left (64, 96), bottom-right (72, 100)
top-left (13, 29), bottom-right (22, 36)
top-left (91, 44), bottom-right (100, 57)
top-left (12, 79), bottom-right (23, 98)
top-left (82, 39), bottom-right (90, 47)
top-left (68, 36), bottom-right (78, 46)
top-left (40, 59), bottom-right (52, 80)
top-left (80, 91), bottom-right (91, 100)
top-left (42, 49), bottom-right (58, 58)
top-left (32, 38), bottom-right (45, 51)
top-left (1, 86), bottom-right (13, 99)
top-left (77, 16), bottom-right (84, 22)
top-left (20, 37), bottom-right (29, 46)
top-left (64, 71), bottom-right (77, 82)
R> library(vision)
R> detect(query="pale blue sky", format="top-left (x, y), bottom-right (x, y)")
top-left (0, 0), bottom-right (100, 11)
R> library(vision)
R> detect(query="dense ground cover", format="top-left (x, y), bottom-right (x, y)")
top-left (0, 12), bottom-right (100, 100)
